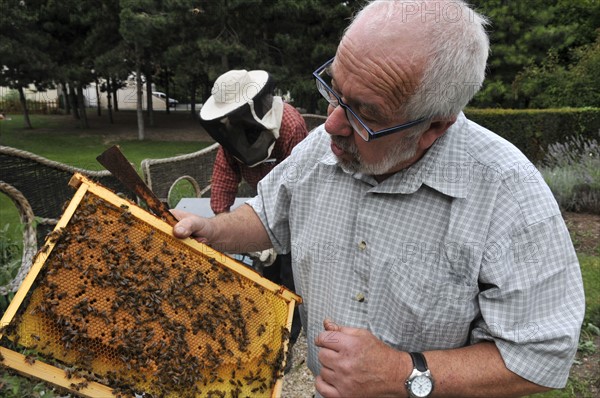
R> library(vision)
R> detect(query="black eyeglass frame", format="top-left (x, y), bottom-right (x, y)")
top-left (313, 57), bottom-right (427, 142)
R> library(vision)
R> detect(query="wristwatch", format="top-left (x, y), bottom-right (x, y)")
top-left (405, 352), bottom-right (434, 398)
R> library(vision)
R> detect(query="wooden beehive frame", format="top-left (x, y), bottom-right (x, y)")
top-left (0, 173), bottom-right (301, 397)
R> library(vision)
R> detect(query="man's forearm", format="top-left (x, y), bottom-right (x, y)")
top-left (424, 342), bottom-right (551, 397)
top-left (316, 323), bottom-right (552, 397)
top-left (207, 203), bottom-right (272, 254)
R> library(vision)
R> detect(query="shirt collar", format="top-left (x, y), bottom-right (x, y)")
top-left (318, 113), bottom-right (471, 198)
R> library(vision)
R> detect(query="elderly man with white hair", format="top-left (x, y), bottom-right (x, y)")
top-left (174, 1), bottom-right (585, 397)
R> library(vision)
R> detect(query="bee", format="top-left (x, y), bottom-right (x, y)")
top-left (257, 324), bottom-right (266, 337)
top-left (46, 228), bottom-right (65, 243)
top-left (70, 381), bottom-right (89, 391)
top-left (24, 354), bottom-right (36, 365)
top-left (161, 242), bottom-right (174, 255)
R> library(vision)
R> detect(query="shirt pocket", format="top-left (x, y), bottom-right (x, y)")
top-left (369, 256), bottom-right (480, 351)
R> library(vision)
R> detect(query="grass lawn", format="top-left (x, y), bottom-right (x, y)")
top-left (0, 113), bottom-right (210, 170)
top-left (0, 112), bottom-right (212, 241)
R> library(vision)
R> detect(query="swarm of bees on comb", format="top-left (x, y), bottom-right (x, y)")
top-left (0, 174), bottom-right (300, 398)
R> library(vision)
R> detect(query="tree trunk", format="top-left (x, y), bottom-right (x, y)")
top-left (190, 76), bottom-right (198, 118)
top-left (203, 74), bottom-right (211, 105)
top-left (146, 76), bottom-right (154, 127)
top-left (68, 83), bottom-right (79, 119)
top-left (113, 84), bottom-right (119, 111)
top-left (95, 77), bottom-right (102, 117)
top-left (76, 84), bottom-right (89, 129)
top-left (106, 76), bottom-right (114, 124)
top-left (18, 86), bottom-right (33, 129)
top-left (135, 46), bottom-right (145, 140)
top-left (221, 54), bottom-right (229, 70)
top-left (62, 82), bottom-right (71, 114)
top-left (165, 70), bottom-right (171, 115)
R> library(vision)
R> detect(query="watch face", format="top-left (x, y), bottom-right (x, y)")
top-left (410, 375), bottom-right (433, 397)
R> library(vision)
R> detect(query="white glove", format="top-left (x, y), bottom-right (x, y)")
top-left (248, 248), bottom-right (277, 267)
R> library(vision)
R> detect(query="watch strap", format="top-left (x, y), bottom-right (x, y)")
top-left (409, 352), bottom-right (428, 372)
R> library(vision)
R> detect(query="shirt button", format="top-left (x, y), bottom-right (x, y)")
top-left (358, 240), bottom-right (367, 251)
top-left (355, 292), bottom-right (365, 302)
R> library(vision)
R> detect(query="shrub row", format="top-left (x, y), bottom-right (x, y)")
top-left (464, 108), bottom-right (600, 164)
top-left (0, 99), bottom-right (60, 115)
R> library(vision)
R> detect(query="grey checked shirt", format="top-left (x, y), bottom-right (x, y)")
top-left (248, 113), bottom-right (585, 388)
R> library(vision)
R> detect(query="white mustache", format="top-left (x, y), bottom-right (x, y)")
top-left (331, 136), bottom-right (358, 156)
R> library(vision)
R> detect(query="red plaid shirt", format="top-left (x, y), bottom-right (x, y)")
top-left (210, 103), bottom-right (308, 214)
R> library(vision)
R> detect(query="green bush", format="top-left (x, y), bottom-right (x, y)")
top-left (464, 108), bottom-right (600, 163)
top-left (0, 225), bottom-right (20, 267)
top-left (0, 224), bottom-right (21, 314)
top-left (0, 89), bottom-right (60, 115)
top-left (0, 370), bottom-right (61, 398)
top-left (538, 136), bottom-right (600, 214)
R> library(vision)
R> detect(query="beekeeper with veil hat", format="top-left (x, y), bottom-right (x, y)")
top-left (198, 69), bottom-right (307, 362)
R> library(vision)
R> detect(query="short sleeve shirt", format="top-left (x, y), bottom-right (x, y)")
top-left (248, 113), bottom-right (585, 388)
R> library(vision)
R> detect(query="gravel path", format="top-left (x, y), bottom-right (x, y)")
top-left (281, 330), bottom-right (315, 398)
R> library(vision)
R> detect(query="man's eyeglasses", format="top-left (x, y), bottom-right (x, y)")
top-left (313, 57), bottom-right (427, 142)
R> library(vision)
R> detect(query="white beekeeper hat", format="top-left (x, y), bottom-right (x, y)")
top-left (200, 69), bottom-right (269, 121)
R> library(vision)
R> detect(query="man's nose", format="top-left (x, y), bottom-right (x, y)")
top-left (324, 105), bottom-right (353, 137)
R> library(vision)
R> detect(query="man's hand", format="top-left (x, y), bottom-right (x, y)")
top-left (314, 319), bottom-right (409, 398)
top-left (170, 204), bottom-right (273, 254)
top-left (171, 209), bottom-right (214, 244)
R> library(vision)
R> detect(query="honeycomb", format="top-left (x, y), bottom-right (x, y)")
top-left (0, 174), bottom-right (300, 398)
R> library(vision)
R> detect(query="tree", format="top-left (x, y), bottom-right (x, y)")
top-left (166, 0), bottom-right (359, 114)
top-left (513, 33), bottom-right (600, 108)
top-left (267, 0), bottom-right (359, 113)
top-left (120, 0), bottom-right (170, 139)
top-left (470, 0), bottom-right (600, 108)
top-left (0, 0), bottom-right (55, 128)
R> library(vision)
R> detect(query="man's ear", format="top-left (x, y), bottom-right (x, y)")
top-left (418, 118), bottom-right (456, 149)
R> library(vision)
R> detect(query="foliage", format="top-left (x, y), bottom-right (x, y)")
top-left (0, 0), bottom-right (55, 92)
top-left (579, 255), bottom-right (600, 326)
top-left (578, 322), bottom-right (600, 355)
top-left (470, 0), bottom-right (600, 108)
top-left (535, 377), bottom-right (598, 398)
top-left (538, 136), bottom-right (600, 214)
top-left (0, 90), bottom-right (20, 113)
top-left (464, 108), bottom-right (600, 163)
top-left (0, 223), bottom-right (20, 319)
top-left (0, 89), bottom-right (61, 115)
top-left (513, 34), bottom-right (600, 108)
top-left (1, 0), bottom-right (596, 121)
top-left (0, 224), bottom-right (20, 270)
top-left (0, 370), bottom-right (63, 398)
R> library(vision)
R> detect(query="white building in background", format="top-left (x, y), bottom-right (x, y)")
top-left (0, 78), bottom-right (176, 111)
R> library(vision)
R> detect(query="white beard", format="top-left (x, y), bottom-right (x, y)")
top-left (331, 133), bottom-right (420, 176)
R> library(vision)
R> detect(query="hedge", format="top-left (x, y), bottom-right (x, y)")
top-left (464, 108), bottom-right (600, 164)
